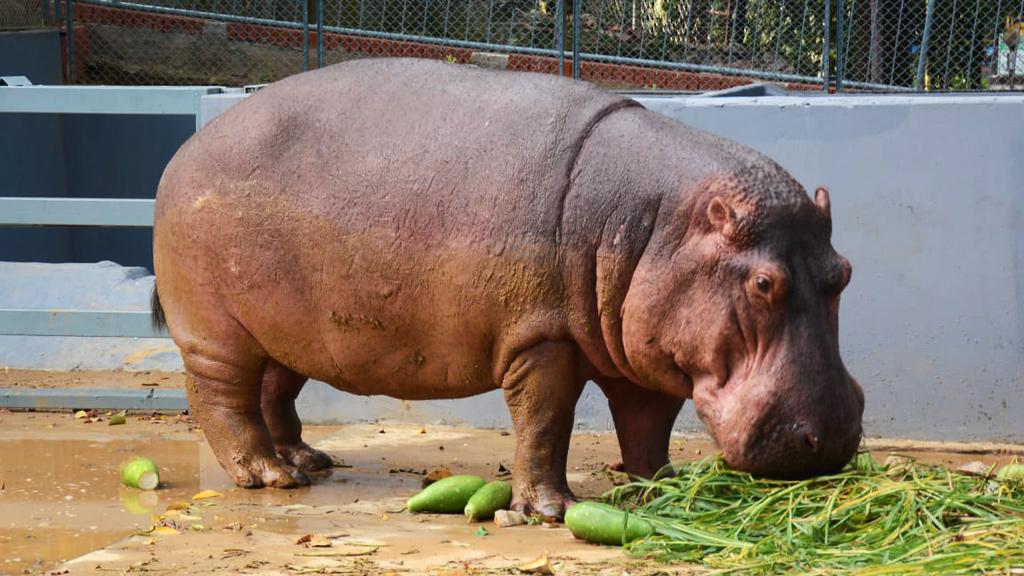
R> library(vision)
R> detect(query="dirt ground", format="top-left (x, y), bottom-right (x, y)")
top-left (2, 371), bottom-right (1023, 576)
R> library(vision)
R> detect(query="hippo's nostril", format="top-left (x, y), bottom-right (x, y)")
top-left (803, 430), bottom-right (820, 452)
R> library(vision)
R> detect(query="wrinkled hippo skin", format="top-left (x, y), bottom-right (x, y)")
top-left (153, 58), bottom-right (864, 517)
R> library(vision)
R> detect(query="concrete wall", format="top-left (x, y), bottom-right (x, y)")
top-left (636, 94), bottom-right (1024, 443)
top-left (2, 81), bottom-right (1022, 442)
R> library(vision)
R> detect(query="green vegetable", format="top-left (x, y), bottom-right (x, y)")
top-left (121, 457), bottom-right (160, 490)
top-left (108, 414), bottom-right (127, 426)
top-left (464, 480), bottom-right (512, 521)
top-left (997, 463), bottom-right (1024, 482)
top-left (406, 475), bottom-right (486, 513)
top-left (852, 450), bottom-right (878, 472)
top-left (604, 456), bottom-right (1024, 574)
top-left (565, 501), bottom-right (654, 546)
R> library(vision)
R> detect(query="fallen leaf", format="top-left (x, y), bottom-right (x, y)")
top-left (151, 526), bottom-right (179, 536)
top-left (295, 534), bottom-right (312, 545)
top-left (423, 467), bottom-right (452, 487)
top-left (165, 501), bottom-right (191, 512)
top-left (518, 555), bottom-right (555, 574)
top-left (220, 549), bottom-right (248, 559)
top-left (74, 410), bottom-right (88, 419)
top-left (293, 548), bottom-right (378, 557)
top-left (419, 427), bottom-right (427, 434)
top-left (308, 535), bottom-right (333, 547)
top-left (192, 490), bottom-right (223, 501)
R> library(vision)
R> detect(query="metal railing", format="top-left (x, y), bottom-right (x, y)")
top-left (6, 0), bottom-right (1017, 91)
top-left (0, 84), bottom-right (222, 339)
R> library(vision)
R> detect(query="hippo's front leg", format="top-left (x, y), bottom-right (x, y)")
top-left (501, 341), bottom-right (585, 519)
top-left (597, 378), bottom-right (685, 479)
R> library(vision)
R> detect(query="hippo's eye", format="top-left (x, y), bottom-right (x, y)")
top-left (755, 275), bottom-right (773, 294)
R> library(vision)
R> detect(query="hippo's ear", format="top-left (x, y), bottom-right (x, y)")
top-left (815, 186), bottom-right (832, 220)
top-left (707, 196), bottom-right (738, 239)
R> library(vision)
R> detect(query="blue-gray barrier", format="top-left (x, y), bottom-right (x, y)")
top-left (0, 82), bottom-right (226, 338)
top-left (0, 387), bottom-right (188, 411)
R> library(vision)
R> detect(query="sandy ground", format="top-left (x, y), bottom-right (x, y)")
top-left (0, 411), bottom-right (718, 576)
top-left (2, 372), bottom-right (1023, 575)
top-left (0, 370), bottom-right (186, 390)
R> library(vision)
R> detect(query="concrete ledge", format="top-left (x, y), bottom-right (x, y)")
top-left (0, 387), bottom-right (187, 411)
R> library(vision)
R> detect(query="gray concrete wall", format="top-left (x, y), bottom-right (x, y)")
top-left (2, 87), bottom-right (1022, 443)
top-left (636, 94), bottom-right (1024, 443)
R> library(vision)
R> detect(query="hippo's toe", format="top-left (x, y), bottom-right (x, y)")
top-left (510, 484), bottom-right (577, 520)
top-left (276, 443), bottom-right (334, 472)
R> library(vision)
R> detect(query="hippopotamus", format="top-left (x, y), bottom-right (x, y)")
top-left (152, 57), bottom-right (864, 517)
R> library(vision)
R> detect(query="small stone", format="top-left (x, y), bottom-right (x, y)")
top-left (956, 461), bottom-right (992, 477)
top-left (884, 455), bottom-right (912, 468)
top-left (494, 510), bottom-right (527, 528)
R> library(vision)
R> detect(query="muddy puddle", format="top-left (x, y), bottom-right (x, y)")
top-left (0, 410), bottom-right (1021, 575)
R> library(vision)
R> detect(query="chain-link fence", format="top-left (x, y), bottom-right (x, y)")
top-left (2, 0), bottom-right (57, 29)
top-left (841, 0), bottom-right (1024, 91)
top-left (4, 0), bottom-right (1023, 90)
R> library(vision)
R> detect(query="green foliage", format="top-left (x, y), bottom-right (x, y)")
top-left (604, 455), bottom-right (1024, 574)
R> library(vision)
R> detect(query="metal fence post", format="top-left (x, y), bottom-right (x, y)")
top-left (65, 0), bottom-right (73, 83)
top-left (821, 0), bottom-right (831, 92)
top-left (556, 0), bottom-right (565, 76)
top-left (303, 0), bottom-right (309, 71)
top-left (316, 0), bottom-right (324, 68)
top-left (835, 0), bottom-right (845, 92)
top-left (571, 0), bottom-right (581, 79)
top-left (914, 0), bottom-right (937, 90)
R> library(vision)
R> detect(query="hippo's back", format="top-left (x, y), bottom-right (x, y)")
top-left (157, 58), bottom-right (637, 243)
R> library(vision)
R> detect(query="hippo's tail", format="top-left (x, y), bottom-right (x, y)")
top-left (151, 285), bottom-right (167, 331)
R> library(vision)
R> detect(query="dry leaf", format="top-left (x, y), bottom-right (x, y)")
top-left (192, 489), bottom-right (223, 500)
top-left (151, 526), bottom-right (179, 536)
top-left (295, 534), bottom-right (312, 545)
top-left (308, 535), bottom-right (333, 547)
top-left (293, 547), bottom-right (378, 557)
top-left (165, 501), bottom-right (191, 511)
top-left (518, 555), bottom-right (555, 574)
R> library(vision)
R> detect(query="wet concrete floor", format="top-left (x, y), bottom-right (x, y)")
top-left (0, 410), bottom-right (1021, 576)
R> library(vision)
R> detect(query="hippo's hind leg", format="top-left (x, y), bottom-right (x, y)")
top-left (597, 378), bottom-right (684, 479)
top-left (260, 361), bottom-right (333, 472)
top-left (501, 341), bottom-right (585, 519)
top-left (181, 322), bottom-right (310, 489)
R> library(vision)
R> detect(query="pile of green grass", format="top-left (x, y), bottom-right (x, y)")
top-left (605, 454), bottom-right (1024, 575)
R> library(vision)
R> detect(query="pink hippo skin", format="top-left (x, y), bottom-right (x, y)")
top-left (152, 58), bottom-right (864, 518)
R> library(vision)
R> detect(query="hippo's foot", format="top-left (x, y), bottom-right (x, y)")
top-left (597, 377), bottom-right (685, 480)
top-left (229, 455), bottom-right (311, 489)
top-left (184, 363), bottom-right (311, 490)
top-left (276, 442), bottom-right (334, 472)
top-left (510, 482), bottom-right (577, 518)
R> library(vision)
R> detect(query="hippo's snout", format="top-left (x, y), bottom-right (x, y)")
top-left (723, 417), bottom-right (862, 479)
top-left (700, 373), bottom-right (865, 480)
